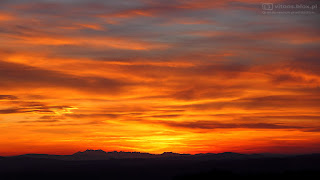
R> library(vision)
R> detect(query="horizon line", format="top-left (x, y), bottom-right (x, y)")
top-left (3, 149), bottom-right (318, 157)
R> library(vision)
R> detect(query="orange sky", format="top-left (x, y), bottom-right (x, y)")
top-left (0, 0), bottom-right (320, 156)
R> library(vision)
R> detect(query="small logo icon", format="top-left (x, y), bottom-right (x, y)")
top-left (262, 3), bottom-right (273, 10)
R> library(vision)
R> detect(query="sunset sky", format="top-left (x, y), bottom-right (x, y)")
top-left (0, 0), bottom-right (320, 156)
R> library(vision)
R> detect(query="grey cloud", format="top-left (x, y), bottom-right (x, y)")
top-left (0, 60), bottom-right (131, 93)
top-left (160, 120), bottom-right (310, 131)
top-left (0, 95), bottom-right (18, 100)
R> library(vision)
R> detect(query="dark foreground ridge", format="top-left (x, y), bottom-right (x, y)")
top-left (1, 150), bottom-right (320, 180)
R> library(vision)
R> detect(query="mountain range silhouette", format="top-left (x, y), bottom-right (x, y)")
top-left (12, 149), bottom-right (287, 161)
top-left (1, 150), bottom-right (320, 180)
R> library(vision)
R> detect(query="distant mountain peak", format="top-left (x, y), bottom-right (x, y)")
top-left (162, 152), bottom-right (174, 154)
top-left (84, 149), bottom-right (106, 152)
top-left (161, 152), bottom-right (178, 155)
top-left (73, 149), bottom-right (108, 156)
top-left (160, 152), bottom-right (182, 157)
top-left (220, 152), bottom-right (241, 155)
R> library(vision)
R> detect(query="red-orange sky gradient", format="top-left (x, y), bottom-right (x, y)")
top-left (0, 0), bottom-right (320, 156)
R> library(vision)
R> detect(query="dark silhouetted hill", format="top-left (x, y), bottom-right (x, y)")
top-left (13, 149), bottom-right (289, 161)
top-left (1, 151), bottom-right (320, 180)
